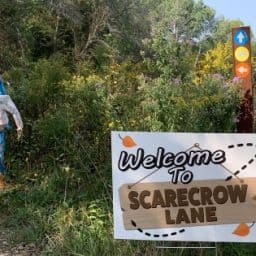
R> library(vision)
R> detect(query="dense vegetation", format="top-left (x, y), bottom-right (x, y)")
top-left (0, 0), bottom-right (255, 255)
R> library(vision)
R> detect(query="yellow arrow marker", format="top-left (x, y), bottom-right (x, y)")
top-left (235, 47), bottom-right (250, 62)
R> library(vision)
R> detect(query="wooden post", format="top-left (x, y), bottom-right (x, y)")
top-left (232, 26), bottom-right (253, 132)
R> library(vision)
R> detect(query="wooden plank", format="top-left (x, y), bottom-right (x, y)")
top-left (119, 178), bottom-right (256, 230)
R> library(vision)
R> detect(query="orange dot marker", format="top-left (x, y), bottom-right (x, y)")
top-left (235, 63), bottom-right (251, 78)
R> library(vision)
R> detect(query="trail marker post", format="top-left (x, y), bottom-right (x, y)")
top-left (232, 26), bottom-right (253, 132)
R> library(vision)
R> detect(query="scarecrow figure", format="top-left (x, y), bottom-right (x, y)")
top-left (0, 77), bottom-right (23, 190)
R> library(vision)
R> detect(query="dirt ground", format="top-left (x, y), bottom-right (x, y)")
top-left (0, 229), bottom-right (39, 256)
top-left (0, 207), bottom-right (39, 256)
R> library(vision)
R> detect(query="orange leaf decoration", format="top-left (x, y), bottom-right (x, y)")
top-left (233, 223), bottom-right (250, 237)
top-left (121, 135), bottom-right (137, 148)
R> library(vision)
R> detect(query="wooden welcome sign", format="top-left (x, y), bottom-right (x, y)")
top-left (112, 132), bottom-right (256, 242)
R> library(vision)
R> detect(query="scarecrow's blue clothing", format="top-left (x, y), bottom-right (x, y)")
top-left (0, 80), bottom-right (6, 174)
top-left (0, 131), bottom-right (6, 174)
top-left (0, 79), bottom-right (6, 95)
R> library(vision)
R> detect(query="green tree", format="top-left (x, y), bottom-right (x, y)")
top-left (212, 18), bottom-right (244, 44)
top-left (142, 0), bottom-right (216, 81)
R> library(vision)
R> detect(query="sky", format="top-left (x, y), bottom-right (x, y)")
top-left (203, 0), bottom-right (256, 38)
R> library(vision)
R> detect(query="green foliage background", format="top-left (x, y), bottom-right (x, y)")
top-left (0, 0), bottom-right (254, 255)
